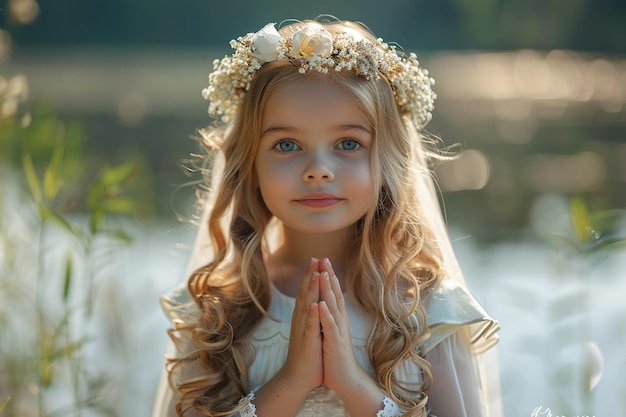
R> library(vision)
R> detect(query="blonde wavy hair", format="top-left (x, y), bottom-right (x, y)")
top-left (168, 19), bottom-right (446, 417)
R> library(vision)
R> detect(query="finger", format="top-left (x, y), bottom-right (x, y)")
top-left (305, 271), bottom-right (321, 307)
top-left (320, 271), bottom-right (350, 339)
top-left (319, 300), bottom-right (339, 339)
top-left (320, 259), bottom-right (346, 313)
top-left (305, 302), bottom-right (322, 337)
top-left (293, 278), bottom-right (319, 333)
top-left (319, 261), bottom-right (350, 339)
top-left (319, 271), bottom-right (339, 315)
top-left (296, 259), bottom-right (320, 312)
top-left (292, 260), bottom-right (319, 335)
top-left (298, 257), bottom-right (319, 298)
top-left (295, 272), bottom-right (320, 326)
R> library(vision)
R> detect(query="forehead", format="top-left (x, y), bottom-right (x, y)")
top-left (261, 77), bottom-right (371, 132)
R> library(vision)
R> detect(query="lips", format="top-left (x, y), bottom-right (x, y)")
top-left (295, 193), bottom-right (342, 208)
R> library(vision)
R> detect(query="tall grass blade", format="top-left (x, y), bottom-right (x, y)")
top-left (43, 141), bottom-right (65, 203)
top-left (22, 153), bottom-right (43, 204)
top-left (0, 397), bottom-right (10, 414)
top-left (570, 197), bottom-right (592, 244)
top-left (62, 252), bottom-right (73, 302)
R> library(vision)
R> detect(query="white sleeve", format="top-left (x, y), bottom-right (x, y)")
top-left (422, 278), bottom-right (502, 417)
top-left (425, 329), bottom-right (503, 417)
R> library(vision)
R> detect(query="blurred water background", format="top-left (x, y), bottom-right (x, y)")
top-left (1, 1), bottom-right (625, 416)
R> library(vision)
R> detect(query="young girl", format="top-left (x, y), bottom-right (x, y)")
top-left (153, 16), bottom-right (500, 417)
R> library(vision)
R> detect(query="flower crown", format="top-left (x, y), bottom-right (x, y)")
top-left (202, 21), bottom-right (436, 130)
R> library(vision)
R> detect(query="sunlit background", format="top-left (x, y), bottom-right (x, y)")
top-left (1, 1), bottom-right (625, 416)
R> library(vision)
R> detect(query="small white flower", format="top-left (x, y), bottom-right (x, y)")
top-left (250, 23), bottom-right (281, 63)
top-left (292, 25), bottom-right (333, 58)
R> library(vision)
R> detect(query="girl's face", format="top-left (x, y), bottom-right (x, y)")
top-left (254, 78), bottom-right (375, 235)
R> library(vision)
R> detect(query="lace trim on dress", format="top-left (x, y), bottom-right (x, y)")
top-left (376, 396), bottom-right (407, 417)
top-left (235, 392), bottom-right (407, 417)
top-left (236, 391), bottom-right (257, 417)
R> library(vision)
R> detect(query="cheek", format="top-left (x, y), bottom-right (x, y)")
top-left (351, 160), bottom-right (375, 187)
top-left (256, 163), bottom-right (280, 189)
top-left (255, 160), bottom-right (291, 205)
top-left (344, 162), bottom-right (376, 205)
top-left (258, 157), bottom-right (299, 184)
top-left (253, 156), bottom-right (274, 188)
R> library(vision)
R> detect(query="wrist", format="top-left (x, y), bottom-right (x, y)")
top-left (274, 366), bottom-right (317, 397)
top-left (331, 366), bottom-right (372, 397)
top-left (332, 369), bottom-right (385, 413)
top-left (252, 368), bottom-right (312, 417)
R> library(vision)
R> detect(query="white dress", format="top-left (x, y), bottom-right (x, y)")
top-left (152, 278), bottom-right (500, 417)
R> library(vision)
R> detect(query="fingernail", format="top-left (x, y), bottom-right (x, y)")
top-left (312, 271), bottom-right (320, 280)
top-left (323, 272), bottom-right (329, 281)
top-left (310, 257), bottom-right (318, 264)
top-left (324, 258), bottom-right (330, 265)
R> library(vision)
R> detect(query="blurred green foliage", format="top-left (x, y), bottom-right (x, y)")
top-left (568, 197), bottom-right (626, 255)
top-left (0, 103), bottom-right (156, 219)
top-left (548, 197), bottom-right (624, 413)
top-left (0, 39), bottom-right (154, 417)
top-left (0, 112), bottom-right (142, 416)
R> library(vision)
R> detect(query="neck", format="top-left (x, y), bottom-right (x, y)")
top-left (284, 223), bottom-right (355, 264)
top-left (265, 221), bottom-right (358, 295)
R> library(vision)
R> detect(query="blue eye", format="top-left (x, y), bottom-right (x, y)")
top-left (274, 140), bottom-right (300, 153)
top-left (336, 139), bottom-right (361, 151)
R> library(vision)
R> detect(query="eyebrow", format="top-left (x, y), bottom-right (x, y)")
top-left (260, 123), bottom-right (372, 137)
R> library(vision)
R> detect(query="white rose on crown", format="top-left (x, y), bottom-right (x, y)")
top-left (250, 23), bottom-right (282, 63)
top-left (291, 25), bottom-right (333, 58)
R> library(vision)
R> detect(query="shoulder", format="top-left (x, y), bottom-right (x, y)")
top-left (422, 278), bottom-right (499, 354)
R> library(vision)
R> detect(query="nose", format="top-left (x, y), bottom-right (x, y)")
top-left (303, 150), bottom-right (335, 182)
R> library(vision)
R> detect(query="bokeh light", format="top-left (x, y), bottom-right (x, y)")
top-left (8, 0), bottom-right (39, 25)
top-left (429, 49), bottom-right (626, 125)
top-left (524, 151), bottom-right (607, 193)
top-left (437, 149), bottom-right (491, 191)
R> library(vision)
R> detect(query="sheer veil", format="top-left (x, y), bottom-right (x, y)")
top-left (412, 135), bottom-right (503, 417)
